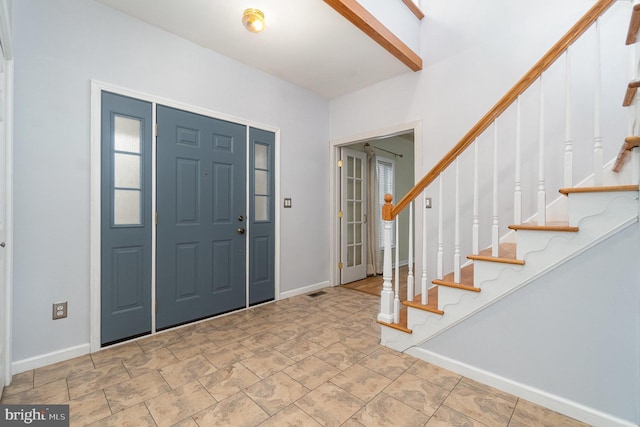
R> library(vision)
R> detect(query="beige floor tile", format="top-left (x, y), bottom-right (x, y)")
top-left (349, 393), bottom-right (431, 427)
top-left (104, 371), bottom-right (171, 413)
top-left (301, 327), bottom-right (345, 348)
top-left (341, 331), bottom-right (381, 354)
top-left (198, 362), bottom-right (260, 401)
top-left (510, 398), bottom-right (590, 427)
top-left (274, 338), bottom-right (323, 361)
top-left (314, 342), bottom-right (366, 370)
top-left (268, 323), bottom-right (309, 341)
top-left (159, 354), bottom-right (217, 389)
top-left (67, 362), bottom-right (130, 400)
top-left (68, 389), bottom-right (111, 427)
top-left (384, 372), bottom-right (449, 415)
top-left (238, 332), bottom-right (285, 352)
top-left (0, 378), bottom-right (69, 404)
top-left (206, 325), bottom-right (250, 343)
top-left (91, 342), bottom-right (143, 368)
top-left (0, 370), bottom-right (34, 397)
top-left (283, 356), bottom-right (341, 390)
top-left (86, 402), bottom-right (156, 427)
top-left (407, 359), bottom-right (462, 391)
top-left (202, 341), bottom-right (255, 368)
top-left (123, 347), bottom-right (178, 377)
top-left (426, 404), bottom-right (490, 427)
top-left (166, 334), bottom-right (217, 360)
top-left (172, 418), bottom-right (199, 427)
top-left (137, 330), bottom-right (183, 353)
top-left (295, 383), bottom-right (364, 426)
top-left (244, 371), bottom-right (309, 415)
top-left (461, 377), bottom-right (518, 403)
top-left (358, 348), bottom-right (416, 379)
top-left (34, 354), bottom-right (95, 387)
top-left (240, 350), bottom-right (295, 379)
top-left (193, 391), bottom-right (269, 427)
top-left (257, 404), bottom-right (322, 427)
top-left (145, 381), bottom-right (216, 427)
top-left (329, 364), bottom-right (392, 402)
top-left (444, 380), bottom-right (516, 426)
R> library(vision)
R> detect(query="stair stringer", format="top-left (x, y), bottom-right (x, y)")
top-left (380, 190), bottom-right (639, 353)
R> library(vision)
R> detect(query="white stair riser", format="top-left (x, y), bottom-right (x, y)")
top-left (567, 191), bottom-right (638, 226)
top-left (472, 260), bottom-right (523, 284)
top-left (437, 286), bottom-right (479, 311)
top-left (515, 230), bottom-right (577, 260)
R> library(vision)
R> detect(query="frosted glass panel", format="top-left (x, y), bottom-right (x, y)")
top-left (114, 189), bottom-right (141, 225)
top-left (255, 195), bottom-right (269, 221)
top-left (255, 170), bottom-right (268, 195)
top-left (255, 143), bottom-right (268, 169)
top-left (114, 116), bottom-right (141, 153)
top-left (114, 153), bottom-right (141, 189)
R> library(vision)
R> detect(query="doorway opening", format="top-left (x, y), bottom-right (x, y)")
top-left (334, 129), bottom-right (416, 290)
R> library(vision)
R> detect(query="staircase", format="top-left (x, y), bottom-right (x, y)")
top-left (376, 0), bottom-right (639, 352)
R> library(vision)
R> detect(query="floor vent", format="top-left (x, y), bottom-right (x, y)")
top-left (307, 291), bottom-right (327, 298)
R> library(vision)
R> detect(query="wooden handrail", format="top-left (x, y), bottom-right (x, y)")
top-left (402, 0), bottom-right (425, 20)
top-left (388, 0), bottom-right (616, 219)
top-left (626, 3), bottom-right (640, 45)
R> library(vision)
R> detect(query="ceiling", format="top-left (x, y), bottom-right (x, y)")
top-left (94, 0), bottom-right (415, 99)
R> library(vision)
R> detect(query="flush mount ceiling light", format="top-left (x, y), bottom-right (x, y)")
top-left (242, 8), bottom-right (265, 33)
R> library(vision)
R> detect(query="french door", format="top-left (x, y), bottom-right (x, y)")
top-left (340, 148), bottom-right (367, 284)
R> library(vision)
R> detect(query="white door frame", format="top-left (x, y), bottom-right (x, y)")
top-left (0, 0), bottom-right (14, 389)
top-left (329, 121), bottom-right (422, 289)
top-left (90, 80), bottom-right (281, 351)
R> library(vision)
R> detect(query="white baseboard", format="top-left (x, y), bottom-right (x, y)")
top-left (406, 348), bottom-right (638, 427)
top-left (12, 343), bottom-right (91, 375)
top-left (279, 280), bottom-right (331, 299)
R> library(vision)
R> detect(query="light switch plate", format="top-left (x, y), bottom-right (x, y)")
top-left (284, 198), bottom-right (292, 208)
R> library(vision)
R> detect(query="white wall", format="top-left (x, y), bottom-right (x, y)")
top-left (12, 0), bottom-right (329, 364)
top-left (419, 223), bottom-right (640, 425)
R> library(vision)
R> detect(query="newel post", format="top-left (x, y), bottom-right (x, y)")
top-left (378, 194), bottom-right (395, 323)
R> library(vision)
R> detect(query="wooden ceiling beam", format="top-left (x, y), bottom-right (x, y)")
top-left (324, 0), bottom-right (422, 72)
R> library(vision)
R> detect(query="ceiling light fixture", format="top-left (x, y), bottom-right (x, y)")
top-left (242, 8), bottom-right (265, 33)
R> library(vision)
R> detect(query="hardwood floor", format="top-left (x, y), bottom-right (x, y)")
top-left (342, 266), bottom-right (408, 298)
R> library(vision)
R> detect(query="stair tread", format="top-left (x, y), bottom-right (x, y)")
top-left (559, 184), bottom-right (639, 195)
top-left (508, 221), bottom-right (579, 232)
top-left (403, 287), bottom-right (444, 315)
top-left (432, 264), bottom-right (480, 292)
top-left (467, 243), bottom-right (524, 265)
top-left (377, 306), bottom-right (412, 333)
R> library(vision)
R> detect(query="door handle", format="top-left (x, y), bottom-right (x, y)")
top-left (237, 228), bottom-right (245, 235)
top-left (0, 242), bottom-right (4, 248)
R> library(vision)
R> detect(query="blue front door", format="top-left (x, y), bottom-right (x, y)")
top-left (156, 106), bottom-right (247, 329)
top-left (100, 92), bottom-right (153, 345)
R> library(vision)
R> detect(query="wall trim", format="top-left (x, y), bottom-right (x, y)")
top-left (407, 348), bottom-right (638, 427)
top-left (279, 281), bottom-right (331, 300)
top-left (13, 344), bottom-right (91, 375)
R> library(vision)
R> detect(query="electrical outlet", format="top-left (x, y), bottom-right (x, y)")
top-left (53, 302), bottom-right (67, 320)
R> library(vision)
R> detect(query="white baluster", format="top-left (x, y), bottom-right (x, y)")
top-left (377, 196), bottom-right (394, 324)
top-left (437, 174), bottom-right (444, 280)
top-left (593, 19), bottom-right (603, 185)
top-left (421, 193), bottom-right (428, 305)
top-left (492, 121), bottom-right (499, 257)
top-left (564, 48), bottom-right (574, 188)
top-left (407, 201), bottom-right (414, 301)
top-left (538, 76), bottom-right (547, 225)
top-left (394, 218), bottom-right (400, 323)
top-left (472, 139), bottom-right (479, 254)
top-left (454, 158), bottom-right (461, 282)
top-left (514, 98), bottom-right (522, 224)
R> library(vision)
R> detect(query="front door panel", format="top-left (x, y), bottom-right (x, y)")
top-left (156, 106), bottom-right (246, 329)
top-left (100, 92), bottom-right (153, 345)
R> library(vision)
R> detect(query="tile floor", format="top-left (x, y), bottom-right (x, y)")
top-left (1, 286), bottom-right (589, 426)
